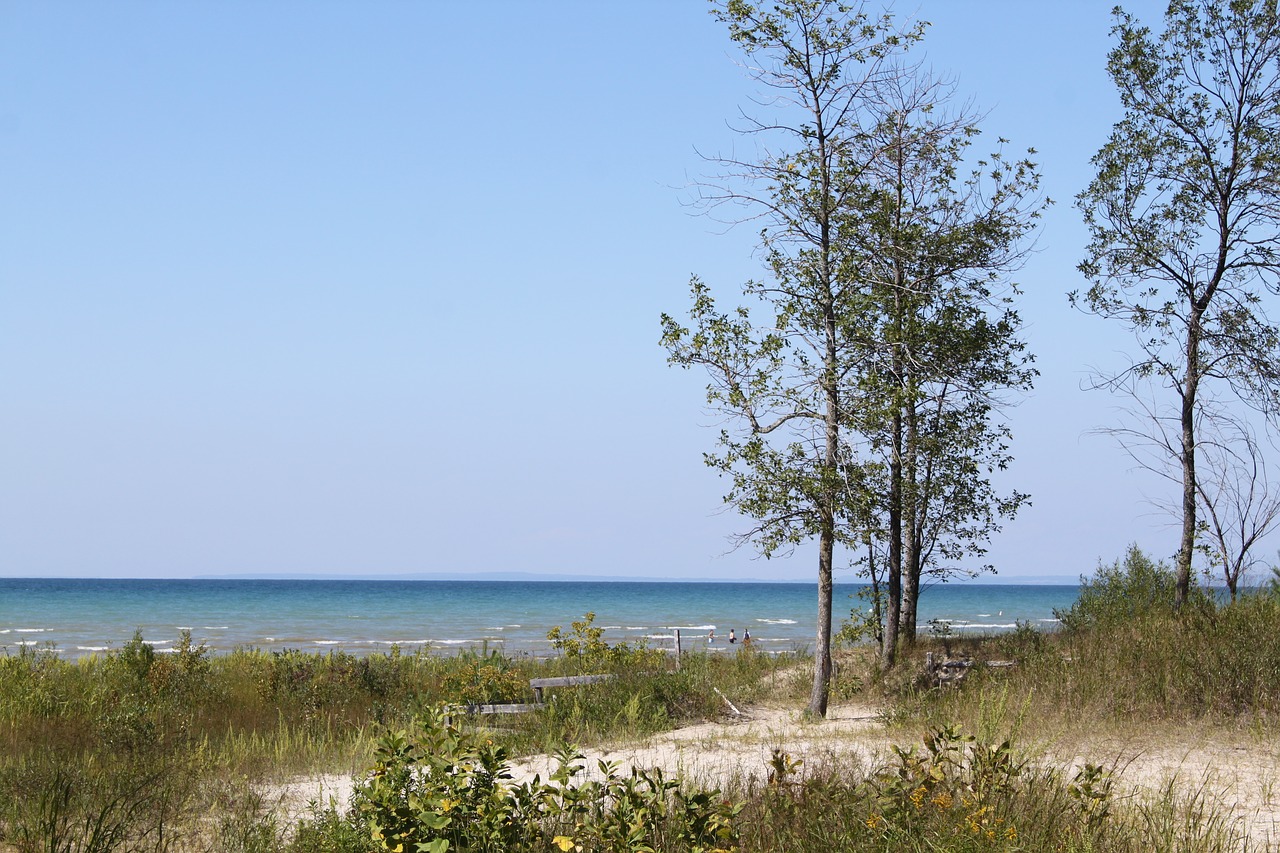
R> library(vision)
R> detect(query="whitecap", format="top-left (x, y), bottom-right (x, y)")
top-left (1038, 618), bottom-right (1062, 623)
top-left (756, 618), bottom-right (797, 625)
top-left (77, 646), bottom-right (110, 652)
top-left (14, 628), bottom-right (47, 633)
top-left (315, 640), bottom-right (344, 645)
top-left (203, 626), bottom-right (229, 630)
top-left (176, 626), bottom-right (193, 631)
top-left (951, 622), bottom-right (1018, 631)
top-left (667, 624), bottom-right (715, 631)
top-left (436, 639), bottom-right (470, 646)
top-left (625, 626), bottom-right (649, 631)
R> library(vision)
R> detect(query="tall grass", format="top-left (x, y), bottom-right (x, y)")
top-left (898, 548), bottom-right (1280, 738)
top-left (0, 622), bottom-right (790, 851)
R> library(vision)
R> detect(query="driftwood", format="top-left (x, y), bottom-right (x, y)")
top-left (924, 652), bottom-right (1016, 688)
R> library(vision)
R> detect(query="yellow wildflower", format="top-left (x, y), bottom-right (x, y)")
top-left (552, 836), bottom-right (577, 852)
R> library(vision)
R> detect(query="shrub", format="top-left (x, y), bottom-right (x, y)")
top-left (1056, 545), bottom-right (1191, 631)
top-left (354, 706), bottom-right (740, 853)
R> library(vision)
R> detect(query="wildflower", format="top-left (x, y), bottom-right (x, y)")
top-left (865, 814), bottom-right (882, 829)
top-left (552, 836), bottom-right (577, 852)
top-left (1006, 825), bottom-right (1018, 841)
top-left (931, 791), bottom-right (953, 810)
top-left (910, 785), bottom-right (927, 808)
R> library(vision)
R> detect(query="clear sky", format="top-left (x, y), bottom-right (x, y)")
top-left (3, 0), bottom-right (1234, 583)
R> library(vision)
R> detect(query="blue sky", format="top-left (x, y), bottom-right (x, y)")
top-left (2, 0), bottom-right (1225, 583)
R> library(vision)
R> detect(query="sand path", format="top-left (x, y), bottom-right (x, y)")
top-left (274, 703), bottom-right (1280, 848)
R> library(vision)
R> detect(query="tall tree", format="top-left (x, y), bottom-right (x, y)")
top-left (842, 73), bottom-right (1042, 661)
top-left (1074, 0), bottom-right (1280, 604)
top-left (661, 0), bottom-right (921, 717)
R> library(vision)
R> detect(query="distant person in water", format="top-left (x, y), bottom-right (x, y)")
top-left (708, 629), bottom-right (714, 644)
top-left (743, 628), bottom-right (751, 644)
top-left (728, 628), bottom-right (737, 644)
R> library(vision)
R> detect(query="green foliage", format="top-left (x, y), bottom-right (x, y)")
top-left (1056, 545), bottom-right (1187, 630)
top-left (545, 612), bottom-right (664, 673)
top-left (355, 706), bottom-right (741, 853)
top-left (836, 586), bottom-right (884, 649)
top-left (441, 648), bottom-right (528, 706)
top-left (730, 724), bottom-right (1243, 852)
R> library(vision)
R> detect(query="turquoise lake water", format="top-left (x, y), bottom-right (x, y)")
top-left (0, 578), bottom-right (1079, 659)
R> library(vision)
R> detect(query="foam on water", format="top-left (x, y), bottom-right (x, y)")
top-left (0, 578), bottom-right (1079, 659)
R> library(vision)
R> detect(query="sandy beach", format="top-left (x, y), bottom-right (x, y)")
top-left (274, 701), bottom-right (1280, 849)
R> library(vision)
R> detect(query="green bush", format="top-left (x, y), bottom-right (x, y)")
top-left (1056, 545), bottom-right (1193, 630)
top-left (354, 706), bottom-right (740, 853)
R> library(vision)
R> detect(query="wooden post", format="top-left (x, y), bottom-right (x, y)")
top-left (674, 629), bottom-right (682, 671)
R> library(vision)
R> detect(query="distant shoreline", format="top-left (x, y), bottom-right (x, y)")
top-left (1, 572), bottom-right (1085, 585)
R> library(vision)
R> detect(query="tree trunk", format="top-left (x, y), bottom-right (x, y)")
top-left (809, 299), bottom-right (839, 717)
top-left (1177, 309), bottom-right (1201, 606)
top-left (808, 522), bottom-right (834, 717)
top-left (882, 408), bottom-right (903, 669)
top-left (899, 400), bottom-right (921, 646)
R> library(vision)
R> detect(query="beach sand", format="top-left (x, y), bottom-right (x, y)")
top-left (273, 702), bottom-right (1280, 848)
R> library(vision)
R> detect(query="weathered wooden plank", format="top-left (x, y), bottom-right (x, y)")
top-left (528, 675), bottom-right (615, 689)
top-left (529, 673), bottom-right (614, 703)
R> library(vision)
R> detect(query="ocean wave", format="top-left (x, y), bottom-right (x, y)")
top-left (204, 626), bottom-right (229, 630)
top-left (1039, 618), bottom-right (1062, 623)
top-left (176, 626), bottom-right (193, 631)
top-left (372, 639), bottom-right (432, 646)
top-left (625, 626), bottom-right (649, 631)
top-left (951, 622), bottom-right (1018, 631)
top-left (77, 646), bottom-right (110, 652)
top-left (14, 628), bottom-right (47, 633)
top-left (667, 624), bottom-right (715, 632)
top-left (756, 618), bottom-right (797, 625)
